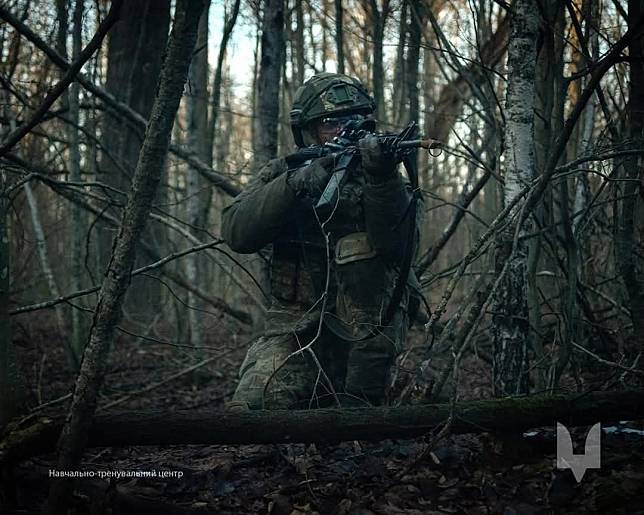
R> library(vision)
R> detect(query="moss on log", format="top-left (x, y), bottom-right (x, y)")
top-left (2, 389), bottom-right (643, 465)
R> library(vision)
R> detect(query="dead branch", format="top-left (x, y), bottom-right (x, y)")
top-left (0, 4), bottom-right (240, 197)
top-left (45, 3), bottom-right (206, 511)
top-left (0, 0), bottom-right (123, 157)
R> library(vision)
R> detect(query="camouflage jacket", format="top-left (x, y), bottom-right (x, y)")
top-left (222, 156), bottom-right (422, 347)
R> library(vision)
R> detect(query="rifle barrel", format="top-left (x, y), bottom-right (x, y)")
top-left (397, 138), bottom-right (442, 150)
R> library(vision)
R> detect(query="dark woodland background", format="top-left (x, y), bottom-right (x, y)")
top-left (1, 0), bottom-right (644, 513)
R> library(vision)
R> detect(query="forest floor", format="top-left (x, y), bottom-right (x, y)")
top-left (6, 312), bottom-right (644, 514)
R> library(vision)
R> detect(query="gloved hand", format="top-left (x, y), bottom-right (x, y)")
top-left (358, 135), bottom-right (397, 183)
top-left (286, 155), bottom-right (334, 197)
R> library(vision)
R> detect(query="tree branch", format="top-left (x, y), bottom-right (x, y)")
top-left (0, 0), bottom-right (124, 157)
top-left (0, 4), bottom-right (240, 197)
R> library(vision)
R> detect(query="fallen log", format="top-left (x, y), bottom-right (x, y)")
top-left (2, 389), bottom-right (643, 465)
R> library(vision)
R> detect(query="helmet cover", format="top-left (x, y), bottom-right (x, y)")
top-left (290, 72), bottom-right (375, 146)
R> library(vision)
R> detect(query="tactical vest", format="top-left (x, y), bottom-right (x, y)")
top-left (265, 164), bottom-right (408, 346)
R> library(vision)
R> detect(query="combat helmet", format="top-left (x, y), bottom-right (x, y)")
top-left (290, 72), bottom-right (375, 147)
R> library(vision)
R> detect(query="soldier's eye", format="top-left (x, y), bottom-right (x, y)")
top-left (319, 114), bottom-right (365, 131)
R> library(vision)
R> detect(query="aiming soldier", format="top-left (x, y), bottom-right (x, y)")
top-left (222, 72), bottom-right (423, 410)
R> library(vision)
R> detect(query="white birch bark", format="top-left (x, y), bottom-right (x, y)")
top-left (492, 0), bottom-right (539, 396)
top-left (68, 0), bottom-right (85, 363)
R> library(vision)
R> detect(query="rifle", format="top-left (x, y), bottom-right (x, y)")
top-left (284, 120), bottom-right (442, 214)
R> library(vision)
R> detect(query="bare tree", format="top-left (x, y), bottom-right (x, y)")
top-left (392, 1), bottom-right (408, 127)
top-left (23, 184), bottom-right (71, 363)
top-left (207, 0), bottom-right (241, 164)
top-left (404, 0), bottom-right (425, 125)
top-left (185, 2), bottom-right (211, 356)
top-left (253, 0), bottom-right (285, 168)
top-left (66, 0), bottom-right (86, 364)
top-left (294, 0), bottom-right (306, 84)
top-left (618, 0), bottom-right (644, 349)
top-left (97, 0), bottom-right (171, 315)
top-left (45, 1), bottom-right (206, 511)
top-left (491, 0), bottom-right (540, 396)
top-left (531, 0), bottom-right (565, 388)
top-left (0, 172), bottom-right (24, 431)
top-left (334, 0), bottom-right (345, 74)
top-left (364, 0), bottom-right (391, 125)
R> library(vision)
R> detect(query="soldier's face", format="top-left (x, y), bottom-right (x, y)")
top-left (314, 114), bottom-right (367, 144)
top-left (315, 119), bottom-right (343, 143)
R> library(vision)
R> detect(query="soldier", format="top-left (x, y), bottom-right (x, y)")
top-left (223, 72), bottom-right (422, 410)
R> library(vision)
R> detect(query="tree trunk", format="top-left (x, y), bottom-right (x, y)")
top-left (295, 0), bottom-right (306, 84)
top-left (45, 1), bottom-right (206, 511)
top-left (572, 0), bottom-right (597, 236)
top-left (618, 0), bottom-right (644, 350)
top-left (98, 0), bottom-right (170, 317)
top-left (393, 1), bottom-right (407, 127)
top-left (367, 0), bottom-right (390, 126)
top-left (67, 0), bottom-right (86, 365)
top-left (250, 20), bottom-right (261, 146)
top-left (4, 389), bottom-right (644, 460)
top-left (404, 0), bottom-right (424, 125)
top-left (253, 0), bottom-right (285, 168)
top-left (186, 2), bottom-right (211, 356)
top-left (56, 0), bottom-right (85, 370)
top-left (0, 174), bottom-right (24, 432)
top-left (532, 0), bottom-right (566, 389)
top-left (334, 0), bottom-right (345, 74)
top-left (207, 0), bottom-right (241, 165)
top-left (492, 0), bottom-right (539, 396)
top-left (23, 184), bottom-right (72, 365)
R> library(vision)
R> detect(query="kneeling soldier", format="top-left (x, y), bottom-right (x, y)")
top-left (222, 72), bottom-right (422, 409)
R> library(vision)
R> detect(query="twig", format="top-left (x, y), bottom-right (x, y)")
top-left (0, 4), bottom-right (240, 197)
top-left (97, 355), bottom-right (224, 411)
top-left (572, 342), bottom-right (644, 377)
top-left (29, 393), bottom-right (73, 413)
top-left (0, 0), bottom-right (124, 157)
top-left (10, 240), bottom-right (223, 315)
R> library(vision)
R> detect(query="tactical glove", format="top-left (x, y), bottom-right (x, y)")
top-left (359, 135), bottom-right (397, 183)
top-left (286, 155), bottom-right (334, 197)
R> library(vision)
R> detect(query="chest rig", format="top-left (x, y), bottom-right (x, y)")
top-left (269, 170), bottom-right (403, 341)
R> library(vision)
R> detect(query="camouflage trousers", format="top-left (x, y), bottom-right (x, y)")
top-left (231, 323), bottom-right (404, 409)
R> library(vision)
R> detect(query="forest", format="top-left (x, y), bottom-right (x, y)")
top-left (0, 0), bottom-right (643, 513)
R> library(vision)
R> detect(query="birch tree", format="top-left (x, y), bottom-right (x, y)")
top-left (491, 0), bottom-right (539, 396)
top-left (66, 0), bottom-right (86, 363)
